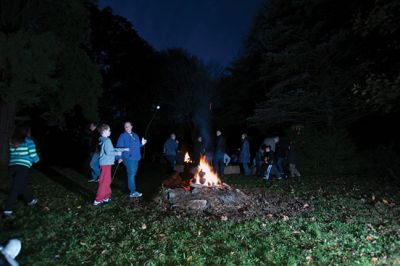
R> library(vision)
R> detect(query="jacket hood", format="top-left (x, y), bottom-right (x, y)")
top-left (99, 136), bottom-right (108, 145)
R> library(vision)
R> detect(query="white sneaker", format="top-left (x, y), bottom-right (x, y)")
top-left (27, 198), bottom-right (38, 206)
top-left (93, 200), bottom-right (103, 206)
top-left (103, 198), bottom-right (112, 203)
top-left (129, 192), bottom-right (142, 198)
top-left (3, 210), bottom-right (13, 216)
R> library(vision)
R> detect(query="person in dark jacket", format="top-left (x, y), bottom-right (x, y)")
top-left (238, 133), bottom-right (251, 176)
top-left (193, 136), bottom-right (205, 165)
top-left (274, 136), bottom-right (287, 178)
top-left (288, 140), bottom-right (301, 178)
top-left (213, 130), bottom-right (226, 176)
top-left (262, 145), bottom-right (283, 181)
top-left (88, 122), bottom-right (100, 182)
top-left (163, 133), bottom-right (179, 173)
top-left (254, 144), bottom-right (266, 176)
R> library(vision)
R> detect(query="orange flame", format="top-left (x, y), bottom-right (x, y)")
top-left (184, 152), bottom-right (192, 163)
top-left (193, 156), bottom-right (221, 187)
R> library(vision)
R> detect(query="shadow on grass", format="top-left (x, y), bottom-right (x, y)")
top-left (36, 161), bottom-right (168, 203)
top-left (36, 165), bottom-right (95, 202)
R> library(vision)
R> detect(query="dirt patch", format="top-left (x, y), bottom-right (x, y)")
top-left (156, 186), bottom-right (312, 221)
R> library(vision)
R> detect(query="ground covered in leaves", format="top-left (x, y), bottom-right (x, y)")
top-left (1, 163), bottom-right (399, 265)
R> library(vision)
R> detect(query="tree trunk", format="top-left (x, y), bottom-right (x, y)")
top-left (0, 101), bottom-right (16, 166)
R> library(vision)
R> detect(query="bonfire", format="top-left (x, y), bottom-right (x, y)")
top-left (162, 154), bottom-right (249, 213)
top-left (192, 156), bottom-right (222, 187)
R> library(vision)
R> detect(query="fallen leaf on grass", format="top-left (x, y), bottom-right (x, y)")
top-left (371, 257), bottom-right (378, 263)
top-left (141, 223), bottom-right (147, 230)
top-left (382, 199), bottom-right (389, 204)
top-left (187, 256), bottom-right (193, 261)
top-left (365, 235), bottom-right (378, 241)
top-left (303, 203), bottom-right (309, 208)
top-left (42, 206), bottom-right (50, 212)
top-left (366, 235), bottom-right (373, 241)
top-left (292, 230), bottom-right (301, 234)
top-left (221, 215), bottom-right (228, 221)
top-left (366, 224), bottom-right (376, 232)
top-left (282, 215), bottom-right (289, 221)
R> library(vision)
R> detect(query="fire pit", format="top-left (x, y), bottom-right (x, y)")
top-left (163, 156), bottom-right (250, 213)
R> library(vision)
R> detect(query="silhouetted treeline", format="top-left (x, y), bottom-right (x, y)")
top-left (216, 0), bottom-right (400, 178)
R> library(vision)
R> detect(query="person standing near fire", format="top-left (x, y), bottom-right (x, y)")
top-left (239, 133), bottom-right (251, 176)
top-left (213, 130), bottom-right (226, 176)
top-left (163, 133), bottom-right (179, 173)
top-left (116, 121), bottom-right (147, 198)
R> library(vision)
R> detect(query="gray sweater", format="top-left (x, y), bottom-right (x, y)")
top-left (99, 137), bottom-right (119, 165)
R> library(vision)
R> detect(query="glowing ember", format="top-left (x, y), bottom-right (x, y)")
top-left (193, 156), bottom-right (221, 187)
top-left (184, 152), bottom-right (192, 163)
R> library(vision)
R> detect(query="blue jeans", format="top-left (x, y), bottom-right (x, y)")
top-left (213, 151), bottom-right (225, 176)
top-left (165, 155), bottom-right (176, 173)
top-left (123, 159), bottom-right (139, 194)
top-left (264, 164), bottom-right (282, 179)
top-left (241, 162), bottom-right (251, 176)
top-left (276, 157), bottom-right (285, 176)
top-left (89, 153), bottom-right (100, 180)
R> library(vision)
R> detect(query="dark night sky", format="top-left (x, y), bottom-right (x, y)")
top-left (99, 0), bottom-right (263, 66)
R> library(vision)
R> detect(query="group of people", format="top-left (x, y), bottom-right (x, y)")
top-left (2, 123), bottom-right (301, 216)
top-left (163, 129), bottom-right (251, 176)
top-left (162, 131), bottom-right (301, 182)
top-left (253, 136), bottom-right (301, 181)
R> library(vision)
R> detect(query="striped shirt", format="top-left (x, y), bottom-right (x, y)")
top-left (9, 138), bottom-right (40, 168)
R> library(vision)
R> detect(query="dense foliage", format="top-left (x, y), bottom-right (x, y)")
top-left (221, 0), bottom-right (400, 129)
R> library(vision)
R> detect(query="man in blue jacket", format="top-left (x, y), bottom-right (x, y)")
top-left (116, 121), bottom-right (147, 198)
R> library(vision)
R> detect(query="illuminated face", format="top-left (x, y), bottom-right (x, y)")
top-left (102, 128), bottom-right (111, 137)
top-left (216, 130), bottom-right (221, 136)
top-left (89, 123), bottom-right (96, 132)
top-left (171, 134), bottom-right (176, 140)
top-left (124, 122), bottom-right (133, 133)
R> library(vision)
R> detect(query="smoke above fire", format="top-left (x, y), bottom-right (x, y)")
top-left (192, 103), bottom-right (211, 150)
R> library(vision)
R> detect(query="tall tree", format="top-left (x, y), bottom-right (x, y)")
top-left (87, 5), bottom-right (162, 130)
top-left (0, 0), bottom-right (102, 165)
top-left (158, 48), bottom-right (217, 147)
top-left (225, 0), bottom-right (399, 132)
top-left (243, 0), bottom-right (367, 129)
top-left (351, 0), bottom-right (400, 113)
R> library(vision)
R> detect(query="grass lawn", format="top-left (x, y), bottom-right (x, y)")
top-left (1, 163), bottom-right (399, 265)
